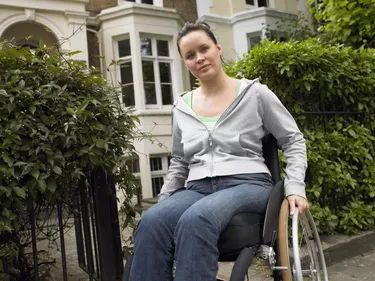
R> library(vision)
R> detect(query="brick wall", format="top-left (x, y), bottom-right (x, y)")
top-left (86, 0), bottom-right (118, 13)
top-left (164, 0), bottom-right (198, 23)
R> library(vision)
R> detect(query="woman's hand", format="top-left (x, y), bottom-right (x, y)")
top-left (287, 195), bottom-right (309, 215)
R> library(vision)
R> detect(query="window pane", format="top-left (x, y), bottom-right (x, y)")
top-left (159, 62), bottom-right (171, 83)
top-left (142, 61), bottom-right (155, 82)
top-left (152, 177), bottom-right (164, 197)
top-left (157, 40), bottom-right (169, 56)
top-left (140, 38), bottom-right (152, 56)
top-left (120, 62), bottom-right (133, 84)
top-left (118, 39), bottom-right (131, 57)
top-left (150, 157), bottom-right (162, 171)
top-left (141, 0), bottom-right (153, 4)
top-left (246, 0), bottom-right (254, 5)
top-left (126, 158), bottom-right (140, 173)
top-left (122, 85), bottom-right (135, 106)
top-left (161, 84), bottom-right (173, 105)
top-left (249, 36), bottom-right (261, 49)
top-left (258, 0), bottom-right (268, 7)
top-left (144, 83), bottom-right (156, 104)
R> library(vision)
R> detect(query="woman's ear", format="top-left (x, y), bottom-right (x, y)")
top-left (217, 43), bottom-right (223, 56)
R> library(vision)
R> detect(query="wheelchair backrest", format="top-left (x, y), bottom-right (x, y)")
top-left (261, 134), bottom-right (285, 245)
top-left (262, 134), bottom-right (280, 183)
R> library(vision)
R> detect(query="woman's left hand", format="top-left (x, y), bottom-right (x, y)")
top-left (287, 195), bottom-right (309, 215)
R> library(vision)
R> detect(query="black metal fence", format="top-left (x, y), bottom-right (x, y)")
top-left (74, 168), bottom-right (123, 281)
top-left (1, 167), bottom-right (124, 281)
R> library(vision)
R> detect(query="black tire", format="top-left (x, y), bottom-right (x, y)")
top-left (229, 247), bottom-right (254, 281)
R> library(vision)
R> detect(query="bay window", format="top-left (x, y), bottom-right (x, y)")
top-left (140, 35), bottom-right (174, 108)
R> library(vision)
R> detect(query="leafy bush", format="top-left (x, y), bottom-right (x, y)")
top-left (305, 120), bottom-right (375, 233)
top-left (0, 41), bottom-right (139, 279)
top-left (226, 39), bottom-right (375, 115)
top-left (310, 0), bottom-right (375, 48)
top-left (226, 39), bottom-right (375, 234)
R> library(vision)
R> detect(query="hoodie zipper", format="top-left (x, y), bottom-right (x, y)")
top-left (175, 80), bottom-right (256, 178)
top-left (208, 131), bottom-right (213, 177)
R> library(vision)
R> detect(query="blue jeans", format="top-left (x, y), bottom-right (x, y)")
top-left (129, 173), bottom-right (273, 281)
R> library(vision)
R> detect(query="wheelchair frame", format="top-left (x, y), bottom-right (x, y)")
top-left (123, 134), bottom-right (328, 281)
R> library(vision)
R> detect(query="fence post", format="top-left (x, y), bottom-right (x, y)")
top-left (91, 167), bottom-right (123, 281)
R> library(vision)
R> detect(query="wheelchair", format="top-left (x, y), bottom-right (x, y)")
top-left (123, 134), bottom-right (329, 281)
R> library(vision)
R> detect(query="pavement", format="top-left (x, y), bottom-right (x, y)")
top-left (217, 231), bottom-right (375, 281)
top-left (45, 217), bottom-right (375, 281)
top-left (328, 250), bottom-right (375, 281)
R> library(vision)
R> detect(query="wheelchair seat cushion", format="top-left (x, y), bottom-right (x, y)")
top-left (218, 213), bottom-right (264, 259)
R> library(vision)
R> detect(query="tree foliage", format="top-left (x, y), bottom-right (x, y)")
top-left (311, 0), bottom-right (375, 48)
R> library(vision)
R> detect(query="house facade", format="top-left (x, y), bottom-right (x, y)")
top-left (0, 0), bottom-right (308, 201)
top-left (196, 0), bottom-right (308, 61)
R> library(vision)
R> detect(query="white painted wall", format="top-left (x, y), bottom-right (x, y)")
top-left (196, 0), bottom-right (213, 18)
top-left (298, 0), bottom-right (309, 19)
top-left (232, 9), bottom-right (296, 58)
top-left (0, 0), bottom-right (89, 62)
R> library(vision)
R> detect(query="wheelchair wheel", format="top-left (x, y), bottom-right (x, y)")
top-left (292, 207), bottom-right (328, 281)
top-left (278, 199), bottom-right (329, 281)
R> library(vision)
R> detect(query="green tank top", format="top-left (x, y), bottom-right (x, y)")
top-left (185, 81), bottom-right (242, 131)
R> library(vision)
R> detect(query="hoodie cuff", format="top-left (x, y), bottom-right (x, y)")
top-left (284, 182), bottom-right (307, 199)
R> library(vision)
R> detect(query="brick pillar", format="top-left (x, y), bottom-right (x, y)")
top-left (164, 0), bottom-right (198, 23)
top-left (86, 0), bottom-right (118, 13)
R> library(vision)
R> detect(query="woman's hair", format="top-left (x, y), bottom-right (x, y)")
top-left (177, 21), bottom-right (217, 56)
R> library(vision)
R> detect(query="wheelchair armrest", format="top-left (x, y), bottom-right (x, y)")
top-left (262, 180), bottom-right (284, 245)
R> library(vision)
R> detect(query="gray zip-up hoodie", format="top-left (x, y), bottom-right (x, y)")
top-left (158, 79), bottom-right (307, 201)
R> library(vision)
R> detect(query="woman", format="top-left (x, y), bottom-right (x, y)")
top-left (129, 21), bottom-right (309, 281)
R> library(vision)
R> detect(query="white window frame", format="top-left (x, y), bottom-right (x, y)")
top-left (247, 31), bottom-right (263, 50)
top-left (245, 0), bottom-right (270, 9)
top-left (150, 154), bottom-right (171, 197)
top-left (114, 35), bottom-right (135, 107)
top-left (140, 34), bottom-right (174, 109)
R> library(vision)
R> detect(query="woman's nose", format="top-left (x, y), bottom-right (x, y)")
top-left (196, 52), bottom-right (205, 63)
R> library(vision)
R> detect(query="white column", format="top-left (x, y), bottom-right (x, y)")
top-left (131, 29), bottom-right (146, 110)
top-left (64, 11), bottom-right (90, 62)
top-left (153, 0), bottom-right (164, 7)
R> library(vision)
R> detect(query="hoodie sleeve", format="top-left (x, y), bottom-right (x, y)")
top-left (158, 109), bottom-right (189, 202)
top-left (256, 82), bottom-right (307, 199)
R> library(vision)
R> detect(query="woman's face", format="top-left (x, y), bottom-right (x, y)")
top-left (178, 30), bottom-right (223, 81)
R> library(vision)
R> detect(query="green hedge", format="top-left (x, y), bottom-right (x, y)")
top-left (0, 41), bottom-right (139, 279)
top-left (226, 39), bottom-right (375, 234)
